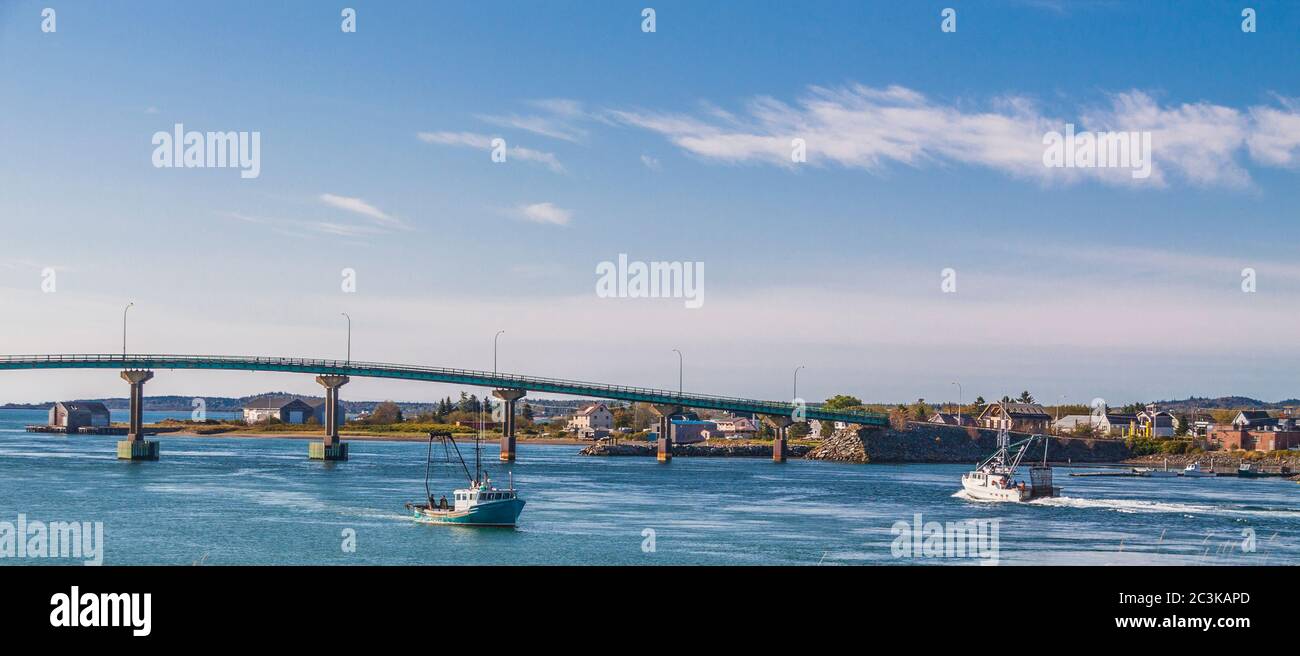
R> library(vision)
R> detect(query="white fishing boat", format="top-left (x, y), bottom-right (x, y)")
top-left (1182, 461), bottom-right (1216, 478)
top-left (960, 410), bottom-right (1059, 502)
top-left (1134, 457), bottom-right (1180, 477)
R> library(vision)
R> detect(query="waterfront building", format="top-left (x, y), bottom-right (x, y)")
top-left (1231, 410), bottom-right (1277, 430)
top-left (1211, 426), bottom-right (1300, 451)
top-left (714, 416), bottom-right (758, 437)
top-left (243, 396), bottom-right (316, 424)
top-left (308, 399), bottom-right (344, 425)
top-left (976, 403), bottom-right (1051, 433)
top-left (670, 419), bottom-right (717, 444)
top-left (48, 401), bottom-right (111, 432)
top-left (1051, 414), bottom-right (1096, 434)
top-left (567, 402), bottom-right (614, 433)
top-left (1136, 408), bottom-right (1178, 437)
top-left (929, 412), bottom-right (975, 427)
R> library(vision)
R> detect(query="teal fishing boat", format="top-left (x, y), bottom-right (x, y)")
top-left (405, 430), bottom-right (525, 527)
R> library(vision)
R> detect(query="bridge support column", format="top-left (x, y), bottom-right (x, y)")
top-left (650, 404), bottom-right (683, 463)
top-left (310, 375), bottom-right (349, 461)
top-left (492, 389), bottom-right (527, 462)
top-left (763, 415), bottom-right (795, 463)
top-left (117, 370), bottom-right (159, 461)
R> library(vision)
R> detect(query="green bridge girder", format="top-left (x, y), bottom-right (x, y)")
top-left (0, 354), bottom-right (888, 426)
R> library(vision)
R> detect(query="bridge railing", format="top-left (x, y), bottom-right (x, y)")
top-left (0, 353), bottom-right (887, 424)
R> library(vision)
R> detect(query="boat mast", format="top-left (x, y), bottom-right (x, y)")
top-left (423, 432), bottom-right (434, 504)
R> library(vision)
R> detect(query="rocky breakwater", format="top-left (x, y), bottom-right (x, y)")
top-left (806, 422), bottom-right (1133, 464)
top-left (578, 441), bottom-right (810, 458)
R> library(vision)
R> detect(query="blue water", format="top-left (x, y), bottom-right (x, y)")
top-left (1, 409), bottom-right (1296, 565)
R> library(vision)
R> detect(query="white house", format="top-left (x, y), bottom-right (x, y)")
top-left (714, 416), bottom-right (757, 437)
top-left (244, 396), bottom-right (316, 424)
top-left (567, 402), bottom-right (614, 433)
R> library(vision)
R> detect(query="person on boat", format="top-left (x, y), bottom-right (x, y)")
top-left (439, 496), bottom-right (448, 510)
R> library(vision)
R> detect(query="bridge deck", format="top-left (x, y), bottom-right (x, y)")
top-left (0, 354), bottom-right (888, 426)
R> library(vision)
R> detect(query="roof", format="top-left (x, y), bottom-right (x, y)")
top-left (1053, 414), bottom-right (1093, 425)
top-left (244, 395), bottom-right (314, 410)
top-left (59, 401), bottom-right (109, 415)
top-left (979, 402), bottom-right (1050, 420)
top-left (577, 403), bottom-right (609, 416)
top-left (1236, 410), bottom-right (1273, 420)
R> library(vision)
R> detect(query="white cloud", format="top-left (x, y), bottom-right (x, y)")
top-left (513, 202), bottom-right (572, 226)
top-left (1246, 99), bottom-right (1300, 168)
top-left (609, 84), bottom-right (1300, 188)
top-left (640, 154), bottom-right (661, 171)
top-left (319, 193), bottom-right (407, 230)
top-left (416, 131), bottom-right (565, 173)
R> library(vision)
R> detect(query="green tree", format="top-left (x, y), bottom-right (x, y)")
top-left (823, 395), bottom-right (864, 410)
top-left (369, 401), bottom-right (403, 424)
top-left (1018, 391), bottom-right (1035, 404)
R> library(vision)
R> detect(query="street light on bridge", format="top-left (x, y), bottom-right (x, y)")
top-left (494, 330), bottom-right (505, 375)
top-left (793, 365), bottom-right (805, 400)
top-left (952, 381), bottom-right (962, 425)
top-left (122, 302), bottom-right (134, 360)
top-left (341, 313), bottom-right (351, 366)
top-left (672, 349), bottom-right (683, 396)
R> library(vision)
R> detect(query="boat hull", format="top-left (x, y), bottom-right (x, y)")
top-left (961, 477), bottom-right (1031, 502)
top-left (409, 499), bottom-right (525, 527)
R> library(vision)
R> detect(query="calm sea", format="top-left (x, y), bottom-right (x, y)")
top-left (1, 408), bottom-right (1296, 565)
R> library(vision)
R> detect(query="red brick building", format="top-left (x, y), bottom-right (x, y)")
top-left (1210, 428), bottom-right (1300, 451)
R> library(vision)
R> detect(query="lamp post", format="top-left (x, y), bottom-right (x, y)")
top-left (951, 381), bottom-right (962, 426)
top-left (122, 302), bottom-right (134, 360)
top-left (793, 365), bottom-right (805, 400)
top-left (672, 349), bottom-right (683, 396)
top-left (494, 330), bottom-right (505, 375)
top-left (341, 313), bottom-right (351, 366)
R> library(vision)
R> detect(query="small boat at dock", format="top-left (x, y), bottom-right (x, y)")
top-left (1134, 457), bottom-right (1179, 478)
top-left (1182, 461), bottom-right (1216, 478)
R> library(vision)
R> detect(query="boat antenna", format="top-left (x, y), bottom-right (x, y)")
top-left (475, 395), bottom-right (484, 485)
top-left (423, 431), bottom-right (434, 505)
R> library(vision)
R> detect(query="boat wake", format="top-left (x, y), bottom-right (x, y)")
top-left (1026, 496), bottom-right (1300, 518)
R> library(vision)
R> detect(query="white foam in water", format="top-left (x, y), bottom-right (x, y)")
top-left (1022, 495), bottom-right (1300, 518)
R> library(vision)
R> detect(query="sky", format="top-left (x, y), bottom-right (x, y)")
top-left (1, 1), bottom-right (1298, 407)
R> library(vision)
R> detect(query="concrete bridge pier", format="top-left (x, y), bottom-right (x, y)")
top-left (650, 404), bottom-right (683, 463)
top-left (763, 415), bottom-right (795, 463)
top-left (117, 370), bottom-right (159, 460)
top-left (310, 375), bottom-right (350, 461)
top-left (492, 389), bottom-right (527, 462)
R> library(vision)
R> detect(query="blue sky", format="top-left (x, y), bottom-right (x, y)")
top-left (1, 1), bottom-right (1299, 406)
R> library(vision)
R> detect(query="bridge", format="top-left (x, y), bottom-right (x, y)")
top-left (0, 354), bottom-right (887, 463)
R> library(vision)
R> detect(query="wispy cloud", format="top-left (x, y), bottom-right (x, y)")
top-left (416, 131), bottom-right (565, 173)
top-left (608, 84), bottom-right (1300, 188)
top-left (319, 193), bottom-right (408, 230)
top-left (218, 210), bottom-right (388, 240)
top-left (512, 202), bottom-right (572, 226)
top-left (640, 154), bottom-right (661, 171)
